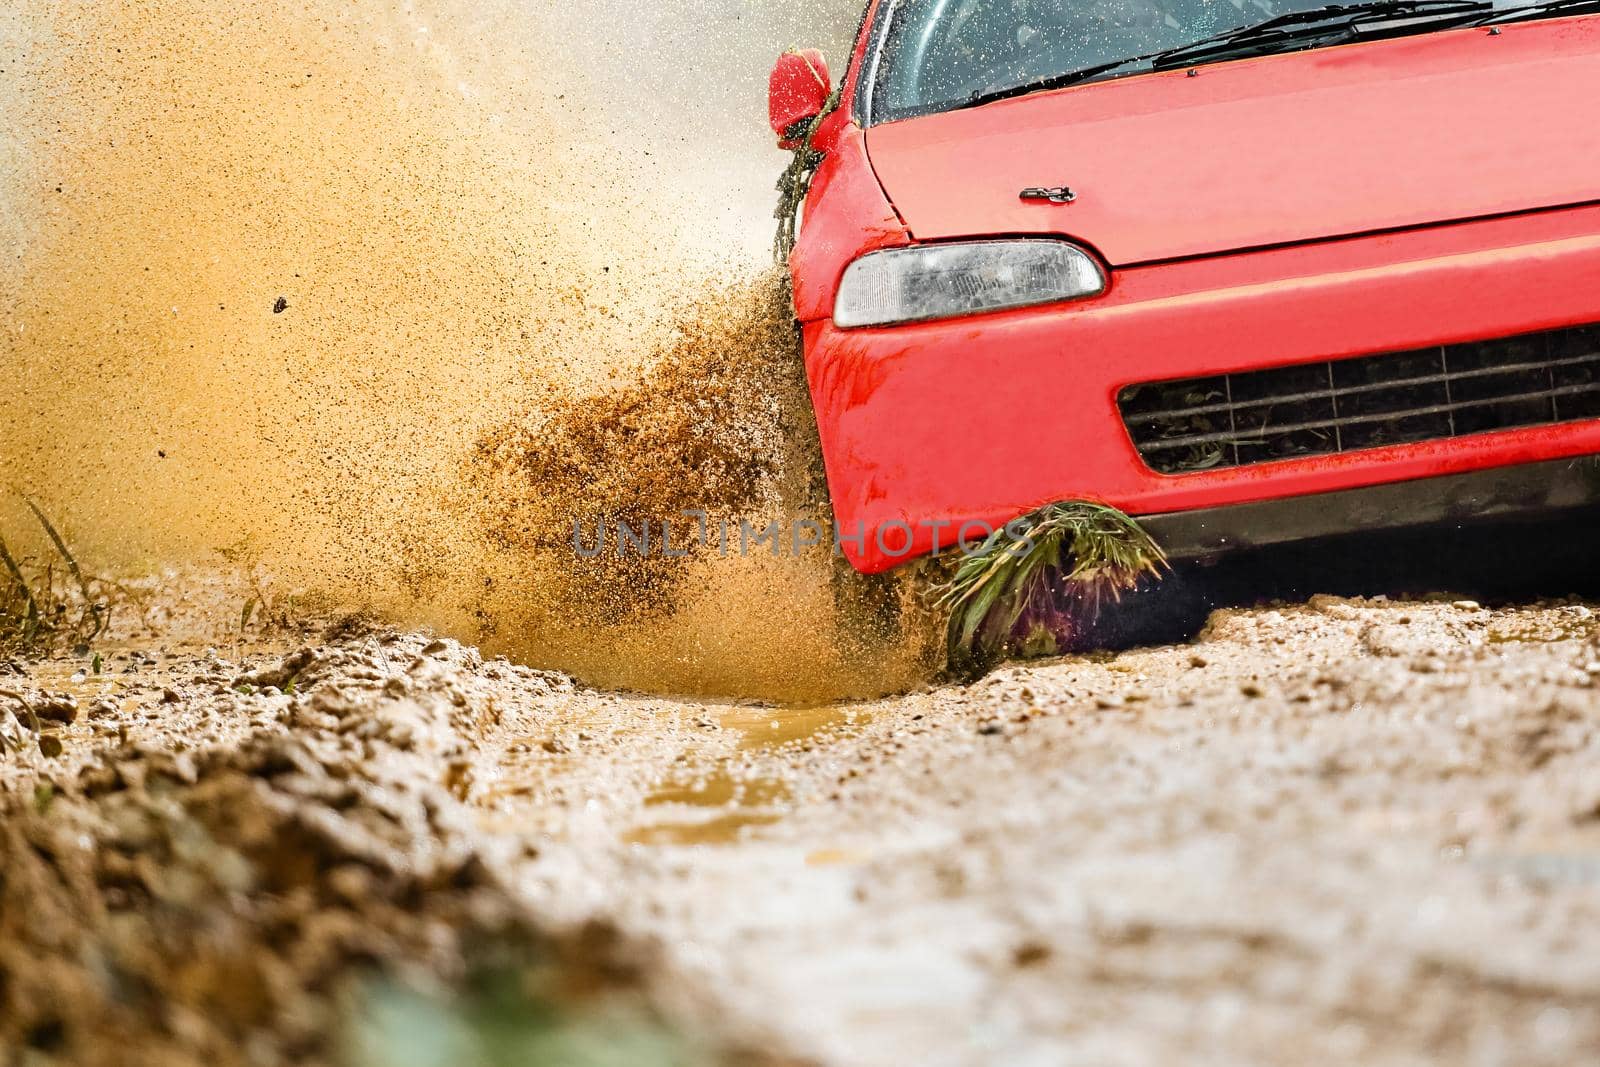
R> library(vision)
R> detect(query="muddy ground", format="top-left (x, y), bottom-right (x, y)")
top-left (4, 576), bottom-right (1600, 1065)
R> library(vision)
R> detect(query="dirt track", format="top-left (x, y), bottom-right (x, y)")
top-left (5, 581), bottom-right (1600, 1064)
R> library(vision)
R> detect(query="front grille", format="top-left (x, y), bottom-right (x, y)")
top-left (1118, 324), bottom-right (1600, 475)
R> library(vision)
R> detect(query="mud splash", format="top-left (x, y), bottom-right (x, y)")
top-left (466, 274), bottom-right (808, 629)
top-left (1, 0), bottom-right (920, 701)
top-left (459, 272), bottom-right (936, 702)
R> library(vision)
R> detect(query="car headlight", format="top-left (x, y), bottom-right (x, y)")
top-left (833, 240), bottom-right (1107, 329)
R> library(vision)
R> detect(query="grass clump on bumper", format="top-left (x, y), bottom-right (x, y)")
top-left (936, 502), bottom-right (1168, 677)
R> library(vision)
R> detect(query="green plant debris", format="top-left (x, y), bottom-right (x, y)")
top-left (0, 688), bottom-right (45, 759)
top-left (23, 496), bottom-right (93, 606)
top-left (1, 499), bottom-right (119, 656)
top-left (0, 532), bottom-right (42, 648)
top-left (343, 970), bottom-right (694, 1067)
top-left (935, 501), bottom-right (1168, 677)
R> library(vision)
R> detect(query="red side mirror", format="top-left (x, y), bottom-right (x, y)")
top-left (769, 49), bottom-right (832, 151)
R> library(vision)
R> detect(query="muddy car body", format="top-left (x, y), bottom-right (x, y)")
top-left (774, 0), bottom-right (1600, 574)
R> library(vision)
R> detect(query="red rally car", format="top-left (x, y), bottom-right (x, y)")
top-left (770, 0), bottom-right (1600, 575)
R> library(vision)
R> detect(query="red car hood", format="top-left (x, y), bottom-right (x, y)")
top-left (865, 17), bottom-right (1600, 266)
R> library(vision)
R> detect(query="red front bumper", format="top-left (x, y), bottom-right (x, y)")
top-left (803, 204), bottom-right (1600, 573)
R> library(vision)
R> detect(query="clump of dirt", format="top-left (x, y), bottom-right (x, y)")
top-left (0, 632), bottom-right (696, 1066)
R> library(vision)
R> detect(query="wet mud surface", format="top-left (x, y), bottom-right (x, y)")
top-left (5, 580), bottom-right (1600, 1064)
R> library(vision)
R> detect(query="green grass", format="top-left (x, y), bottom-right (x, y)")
top-left (934, 501), bottom-right (1168, 678)
top-left (0, 498), bottom-right (109, 657)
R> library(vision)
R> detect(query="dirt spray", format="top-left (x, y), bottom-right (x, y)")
top-left (0, 0), bottom-right (930, 701)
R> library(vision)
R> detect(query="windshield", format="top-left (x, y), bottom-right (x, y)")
top-left (869, 0), bottom-right (1468, 121)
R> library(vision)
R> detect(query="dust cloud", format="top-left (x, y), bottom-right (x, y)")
top-left (0, 0), bottom-right (921, 701)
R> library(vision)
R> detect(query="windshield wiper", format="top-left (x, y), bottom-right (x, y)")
top-left (961, 0), bottom-right (1492, 111)
top-left (963, 53), bottom-right (1165, 109)
top-left (1184, 0), bottom-right (1491, 39)
top-left (1147, 0), bottom-right (1493, 69)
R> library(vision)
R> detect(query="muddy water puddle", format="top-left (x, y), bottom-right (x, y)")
top-left (644, 770), bottom-right (793, 809)
top-left (719, 703), bottom-right (870, 750)
top-left (625, 810), bottom-right (788, 847)
top-left (625, 703), bottom-right (870, 846)
top-left (625, 764), bottom-right (792, 846)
